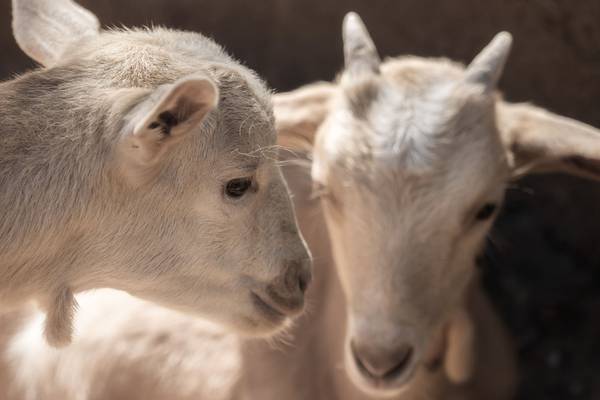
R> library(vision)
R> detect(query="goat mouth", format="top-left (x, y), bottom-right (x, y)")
top-left (353, 350), bottom-right (413, 380)
top-left (348, 348), bottom-right (416, 394)
top-left (250, 292), bottom-right (287, 322)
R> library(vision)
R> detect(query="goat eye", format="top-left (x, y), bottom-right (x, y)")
top-left (225, 178), bottom-right (253, 199)
top-left (475, 203), bottom-right (497, 221)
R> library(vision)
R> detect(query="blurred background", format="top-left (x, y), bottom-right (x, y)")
top-left (1, 1), bottom-right (599, 399)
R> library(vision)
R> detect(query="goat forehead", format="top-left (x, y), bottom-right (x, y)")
top-left (213, 111), bottom-right (277, 159)
top-left (366, 82), bottom-right (460, 166)
top-left (324, 92), bottom-right (498, 179)
top-left (68, 29), bottom-right (270, 102)
top-left (348, 158), bottom-right (496, 206)
top-left (322, 57), bottom-right (505, 180)
top-left (74, 28), bottom-right (228, 67)
top-left (326, 137), bottom-right (506, 227)
top-left (61, 28), bottom-right (275, 146)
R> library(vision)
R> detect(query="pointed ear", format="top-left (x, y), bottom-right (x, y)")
top-left (464, 32), bottom-right (512, 93)
top-left (122, 75), bottom-right (219, 167)
top-left (499, 102), bottom-right (600, 181)
top-left (342, 12), bottom-right (381, 79)
top-left (12, 0), bottom-right (100, 66)
top-left (275, 82), bottom-right (336, 152)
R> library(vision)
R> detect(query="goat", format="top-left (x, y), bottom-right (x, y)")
top-left (0, 0), bottom-right (310, 347)
top-left (5, 11), bottom-right (600, 400)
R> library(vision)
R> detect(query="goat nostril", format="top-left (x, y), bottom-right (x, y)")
top-left (351, 341), bottom-right (413, 380)
top-left (284, 260), bottom-right (311, 294)
top-left (298, 266), bottom-right (311, 293)
top-left (298, 275), bottom-right (308, 293)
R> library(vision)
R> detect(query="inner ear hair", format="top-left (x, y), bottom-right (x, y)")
top-left (138, 77), bottom-right (218, 138)
top-left (147, 111), bottom-right (180, 135)
top-left (42, 287), bottom-right (77, 347)
top-left (123, 76), bottom-right (219, 167)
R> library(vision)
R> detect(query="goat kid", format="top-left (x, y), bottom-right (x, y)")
top-left (0, 0), bottom-right (310, 346)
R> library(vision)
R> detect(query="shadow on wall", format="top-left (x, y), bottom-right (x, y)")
top-left (2, 1), bottom-right (600, 400)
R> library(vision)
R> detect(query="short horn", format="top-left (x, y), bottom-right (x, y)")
top-left (464, 32), bottom-right (513, 92)
top-left (342, 12), bottom-right (381, 78)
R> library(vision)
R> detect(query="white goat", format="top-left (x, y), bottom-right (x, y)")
top-left (4, 11), bottom-right (600, 400)
top-left (0, 0), bottom-right (311, 347)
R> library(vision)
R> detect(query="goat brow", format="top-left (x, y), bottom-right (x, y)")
top-left (234, 145), bottom-right (284, 161)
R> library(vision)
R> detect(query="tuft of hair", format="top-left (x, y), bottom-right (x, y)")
top-left (42, 287), bottom-right (77, 347)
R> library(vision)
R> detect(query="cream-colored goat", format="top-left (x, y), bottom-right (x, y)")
top-left (4, 11), bottom-right (600, 400)
top-left (0, 0), bottom-right (311, 347)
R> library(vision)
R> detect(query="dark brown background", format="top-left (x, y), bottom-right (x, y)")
top-left (1, 1), bottom-right (599, 399)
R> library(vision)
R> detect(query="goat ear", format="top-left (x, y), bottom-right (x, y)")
top-left (342, 12), bottom-right (381, 78)
top-left (122, 75), bottom-right (218, 167)
top-left (444, 308), bottom-right (476, 384)
top-left (464, 32), bottom-right (512, 93)
top-left (275, 82), bottom-right (336, 152)
top-left (499, 102), bottom-right (600, 180)
top-left (12, 0), bottom-right (100, 66)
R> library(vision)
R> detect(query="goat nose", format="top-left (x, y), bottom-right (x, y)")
top-left (265, 259), bottom-right (311, 315)
top-left (284, 259), bottom-right (312, 294)
top-left (351, 340), bottom-right (413, 379)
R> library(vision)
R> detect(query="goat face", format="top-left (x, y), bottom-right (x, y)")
top-left (8, 0), bottom-right (311, 344)
top-left (311, 13), bottom-right (510, 395)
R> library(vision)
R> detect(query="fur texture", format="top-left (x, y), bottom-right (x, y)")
top-left (3, 10), bottom-right (600, 400)
top-left (1, 0), bottom-right (311, 345)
